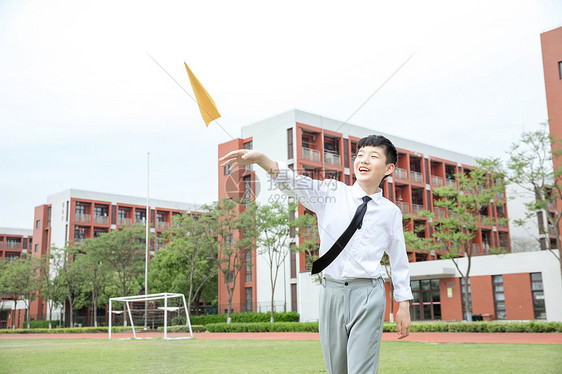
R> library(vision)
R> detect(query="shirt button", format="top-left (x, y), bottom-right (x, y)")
top-left (344, 282), bottom-right (349, 286)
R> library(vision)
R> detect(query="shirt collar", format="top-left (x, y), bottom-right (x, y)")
top-left (352, 182), bottom-right (382, 204)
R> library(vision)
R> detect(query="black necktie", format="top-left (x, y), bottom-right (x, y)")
top-left (311, 196), bottom-right (372, 275)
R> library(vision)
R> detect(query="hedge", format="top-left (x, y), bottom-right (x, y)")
top-left (172, 312), bottom-right (300, 326)
top-left (157, 325), bottom-right (206, 333)
top-left (0, 326), bottom-right (132, 334)
top-left (29, 320), bottom-right (61, 329)
top-left (196, 321), bottom-right (562, 334)
top-left (205, 322), bottom-right (319, 333)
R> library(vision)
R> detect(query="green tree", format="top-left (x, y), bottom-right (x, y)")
top-left (151, 212), bottom-right (218, 313)
top-left (255, 201), bottom-right (299, 323)
top-left (73, 238), bottom-right (113, 327)
top-left (0, 257), bottom-right (39, 329)
top-left (37, 253), bottom-right (64, 329)
top-left (410, 163), bottom-right (506, 321)
top-left (54, 246), bottom-right (84, 328)
top-left (502, 122), bottom-right (561, 277)
top-left (96, 226), bottom-right (148, 326)
top-left (199, 199), bottom-right (257, 323)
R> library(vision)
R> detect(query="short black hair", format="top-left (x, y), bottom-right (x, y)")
top-left (356, 135), bottom-right (398, 165)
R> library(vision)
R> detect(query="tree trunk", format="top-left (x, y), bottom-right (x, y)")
top-left (26, 306), bottom-right (30, 329)
top-left (463, 275), bottom-right (472, 322)
top-left (11, 307), bottom-right (16, 330)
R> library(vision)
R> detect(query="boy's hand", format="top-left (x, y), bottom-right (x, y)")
top-left (220, 149), bottom-right (263, 168)
top-left (219, 149), bottom-right (279, 178)
top-left (395, 301), bottom-right (411, 339)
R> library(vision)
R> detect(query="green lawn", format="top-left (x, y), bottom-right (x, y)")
top-left (0, 338), bottom-right (560, 373)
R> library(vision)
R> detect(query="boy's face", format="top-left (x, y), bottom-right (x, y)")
top-left (353, 145), bottom-right (395, 188)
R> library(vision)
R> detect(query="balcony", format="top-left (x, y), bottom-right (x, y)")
top-left (396, 201), bottom-right (410, 214)
top-left (431, 175), bottom-right (443, 187)
top-left (412, 204), bottom-right (425, 214)
top-left (0, 242), bottom-right (3, 249)
top-left (434, 207), bottom-right (447, 219)
top-left (410, 171), bottom-right (423, 183)
top-left (302, 147), bottom-right (321, 163)
top-left (157, 222), bottom-right (170, 230)
top-left (75, 213), bottom-right (92, 223)
top-left (445, 179), bottom-right (456, 187)
top-left (480, 215), bottom-right (491, 225)
top-left (94, 215), bottom-right (110, 225)
top-left (324, 152), bottom-right (341, 167)
top-left (394, 168), bottom-right (408, 180)
top-left (118, 217), bottom-right (133, 226)
top-left (6, 241), bottom-right (21, 249)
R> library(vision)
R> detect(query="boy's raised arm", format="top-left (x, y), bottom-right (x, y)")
top-left (219, 149), bottom-right (279, 178)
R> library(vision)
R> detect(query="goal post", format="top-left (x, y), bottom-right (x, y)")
top-left (108, 292), bottom-right (193, 340)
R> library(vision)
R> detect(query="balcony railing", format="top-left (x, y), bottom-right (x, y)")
top-left (412, 204), bottom-right (425, 213)
top-left (135, 218), bottom-right (146, 226)
top-left (118, 217), bottom-right (133, 226)
top-left (434, 207), bottom-right (447, 218)
top-left (157, 222), bottom-right (170, 230)
top-left (6, 242), bottom-right (21, 249)
top-left (94, 215), bottom-right (109, 225)
top-left (394, 168), bottom-right (408, 180)
top-left (0, 242), bottom-right (3, 249)
top-left (75, 213), bottom-right (92, 223)
top-left (410, 171), bottom-right (423, 183)
top-left (480, 215), bottom-right (491, 225)
top-left (324, 152), bottom-right (341, 166)
top-left (431, 175), bottom-right (443, 187)
top-left (396, 201), bottom-right (410, 214)
top-left (445, 179), bottom-right (456, 187)
top-left (302, 147), bottom-right (321, 163)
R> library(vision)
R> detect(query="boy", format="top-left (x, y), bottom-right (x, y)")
top-left (220, 134), bottom-right (412, 373)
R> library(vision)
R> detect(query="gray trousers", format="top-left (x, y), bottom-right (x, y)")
top-left (319, 277), bottom-right (386, 374)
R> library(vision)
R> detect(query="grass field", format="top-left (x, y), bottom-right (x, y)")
top-left (0, 338), bottom-right (561, 373)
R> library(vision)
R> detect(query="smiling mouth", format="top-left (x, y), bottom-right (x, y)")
top-left (358, 166), bottom-right (370, 173)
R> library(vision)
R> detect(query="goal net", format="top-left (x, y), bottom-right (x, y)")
top-left (108, 293), bottom-right (193, 340)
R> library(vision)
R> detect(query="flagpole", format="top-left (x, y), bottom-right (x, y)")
top-left (144, 152), bottom-right (150, 329)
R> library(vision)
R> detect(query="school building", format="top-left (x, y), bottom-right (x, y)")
top-left (30, 189), bottom-right (200, 326)
top-left (218, 109), bottom-right (562, 322)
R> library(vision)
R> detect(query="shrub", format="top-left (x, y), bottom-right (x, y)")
top-left (204, 322), bottom-right (318, 333)
top-left (173, 312), bottom-right (300, 326)
top-left (29, 321), bottom-right (61, 329)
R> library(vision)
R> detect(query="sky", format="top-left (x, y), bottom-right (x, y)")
top-left (0, 0), bottom-right (561, 229)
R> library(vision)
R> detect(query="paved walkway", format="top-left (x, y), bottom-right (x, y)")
top-left (1, 332), bottom-right (561, 344)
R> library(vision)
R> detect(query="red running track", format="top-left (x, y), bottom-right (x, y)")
top-left (1, 332), bottom-right (561, 344)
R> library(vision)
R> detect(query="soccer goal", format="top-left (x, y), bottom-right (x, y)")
top-left (108, 293), bottom-right (193, 340)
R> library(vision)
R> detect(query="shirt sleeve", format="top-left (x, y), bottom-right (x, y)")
top-left (272, 161), bottom-right (339, 214)
top-left (386, 212), bottom-right (413, 302)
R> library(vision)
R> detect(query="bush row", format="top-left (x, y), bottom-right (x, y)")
top-left (29, 320), bottom-right (62, 329)
top-left (2, 320), bottom-right (560, 334)
top-left (205, 322), bottom-right (319, 333)
top-left (157, 325), bottom-right (206, 333)
top-left (396, 321), bottom-right (562, 333)
top-left (172, 312), bottom-right (300, 326)
top-left (174, 321), bottom-right (562, 334)
top-left (0, 326), bottom-right (132, 334)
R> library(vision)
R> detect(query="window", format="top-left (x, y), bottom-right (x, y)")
top-left (224, 164), bottom-right (232, 175)
top-left (35, 244), bottom-right (39, 253)
top-left (531, 273), bottom-right (546, 320)
top-left (245, 287), bottom-right (253, 312)
top-left (410, 279), bottom-right (441, 320)
top-left (135, 210), bottom-right (146, 225)
top-left (94, 206), bottom-right (108, 217)
top-left (559, 61), bottom-right (562, 80)
top-left (225, 271), bottom-right (234, 283)
top-left (243, 175), bottom-right (252, 202)
top-left (245, 251), bottom-right (252, 282)
top-left (493, 275), bottom-right (506, 320)
top-left (36, 220), bottom-right (40, 229)
top-left (75, 204), bottom-right (86, 216)
top-left (287, 128), bottom-right (294, 159)
top-left (118, 209), bottom-right (127, 220)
